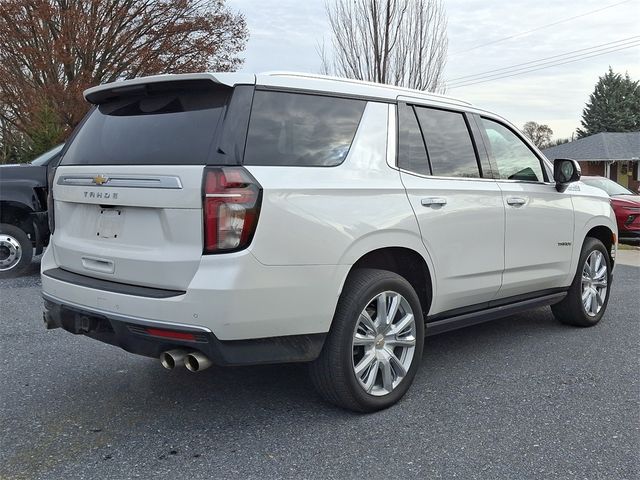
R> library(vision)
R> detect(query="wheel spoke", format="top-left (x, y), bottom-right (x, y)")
top-left (353, 333), bottom-right (376, 346)
top-left (594, 265), bottom-right (607, 281)
top-left (387, 350), bottom-right (407, 378)
top-left (362, 359), bottom-right (379, 393)
top-left (589, 288), bottom-right (598, 314)
top-left (358, 311), bottom-right (377, 335)
top-left (583, 290), bottom-right (592, 310)
top-left (594, 252), bottom-right (602, 273)
top-left (376, 292), bottom-right (387, 326)
top-left (385, 335), bottom-right (416, 348)
top-left (386, 294), bottom-right (400, 326)
top-left (595, 289), bottom-right (605, 307)
top-left (389, 313), bottom-right (414, 335)
top-left (379, 355), bottom-right (394, 392)
top-left (354, 351), bottom-right (376, 377)
top-left (591, 254), bottom-right (599, 276)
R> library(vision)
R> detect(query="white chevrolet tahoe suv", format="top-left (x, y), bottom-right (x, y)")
top-left (42, 72), bottom-right (617, 412)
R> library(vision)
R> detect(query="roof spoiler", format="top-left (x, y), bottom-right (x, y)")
top-left (84, 73), bottom-right (255, 105)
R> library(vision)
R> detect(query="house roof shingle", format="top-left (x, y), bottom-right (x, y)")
top-left (542, 132), bottom-right (640, 161)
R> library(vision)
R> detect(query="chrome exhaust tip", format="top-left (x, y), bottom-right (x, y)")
top-left (160, 349), bottom-right (189, 370)
top-left (184, 351), bottom-right (212, 372)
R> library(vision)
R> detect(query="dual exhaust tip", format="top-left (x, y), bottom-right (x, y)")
top-left (160, 349), bottom-right (212, 372)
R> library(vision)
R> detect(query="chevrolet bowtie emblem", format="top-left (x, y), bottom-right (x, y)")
top-left (93, 175), bottom-right (109, 185)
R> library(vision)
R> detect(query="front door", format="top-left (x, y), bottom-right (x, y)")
top-left (477, 117), bottom-right (575, 299)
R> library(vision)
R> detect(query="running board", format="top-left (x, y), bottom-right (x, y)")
top-left (425, 292), bottom-right (567, 337)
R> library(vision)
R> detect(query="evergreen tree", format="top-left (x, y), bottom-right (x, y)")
top-left (577, 67), bottom-right (640, 138)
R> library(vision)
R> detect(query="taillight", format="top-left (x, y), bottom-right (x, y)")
top-left (202, 167), bottom-right (262, 254)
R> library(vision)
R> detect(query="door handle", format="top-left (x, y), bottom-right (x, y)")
top-left (421, 197), bottom-right (447, 207)
top-left (506, 197), bottom-right (526, 206)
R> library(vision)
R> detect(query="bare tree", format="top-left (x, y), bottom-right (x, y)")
top-left (522, 121), bottom-right (554, 149)
top-left (0, 0), bottom-right (248, 162)
top-left (320, 0), bottom-right (448, 92)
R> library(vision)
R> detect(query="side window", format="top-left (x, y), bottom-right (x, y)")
top-left (481, 118), bottom-right (545, 182)
top-left (414, 107), bottom-right (480, 178)
top-left (243, 91), bottom-right (366, 167)
top-left (397, 103), bottom-right (430, 175)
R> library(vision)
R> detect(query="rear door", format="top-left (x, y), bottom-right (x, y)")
top-left (398, 102), bottom-right (505, 314)
top-left (51, 79), bottom-right (252, 290)
top-left (476, 116), bottom-right (574, 298)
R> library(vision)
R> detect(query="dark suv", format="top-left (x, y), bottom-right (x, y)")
top-left (0, 145), bottom-right (63, 276)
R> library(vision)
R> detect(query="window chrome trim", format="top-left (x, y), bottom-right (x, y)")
top-left (397, 167), bottom-right (499, 182)
top-left (57, 175), bottom-right (183, 189)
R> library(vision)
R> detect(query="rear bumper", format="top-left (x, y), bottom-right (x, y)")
top-left (41, 244), bottom-right (348, 340)
top-left (42, 292), bottom-right (326, 366)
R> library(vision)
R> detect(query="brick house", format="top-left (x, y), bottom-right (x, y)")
top-left (543, 132), bottom-right (640, 192)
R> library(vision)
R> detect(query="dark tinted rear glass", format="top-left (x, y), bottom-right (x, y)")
top-left (62, 84), bottom-right (229, 165)
top-left (415, 107), bottom-right (480, 178)
top-left (243, 91), bottom-right (366, 167)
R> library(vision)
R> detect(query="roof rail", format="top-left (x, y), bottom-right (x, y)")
top-left (262, 71), bottom-right (472, 106)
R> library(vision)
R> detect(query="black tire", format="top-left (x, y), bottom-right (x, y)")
top-left (0, 223), bottom-right (33, 278)
top-left (551, 237), bottom-right (612, 327)
top-left (310, 268), bottom-right (425, 412)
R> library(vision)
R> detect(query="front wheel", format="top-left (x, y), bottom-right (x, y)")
top-left (310, 268), bottom-right (425, 412)
top-left (552, 237), bottom-right (612, 327)
top-left (0, 223), bottom-right (33, 278)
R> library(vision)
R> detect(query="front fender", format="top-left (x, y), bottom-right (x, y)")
top-left (568, 190), bottom-right (618, 283)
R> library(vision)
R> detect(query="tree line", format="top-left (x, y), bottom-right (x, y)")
top-left (0, 0), bottom-right (249, 163)
top-left (523, 67), bottom-right (639, 149)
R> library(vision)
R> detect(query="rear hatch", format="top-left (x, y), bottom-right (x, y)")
top-left (51, 76), bottom-right (253, 290)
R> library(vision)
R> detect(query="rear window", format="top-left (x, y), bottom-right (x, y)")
top-left (243, 91), bottom-right (366, 167)
top-left (414, 107), bottom-right (480, 178)
top-left (61, 83), bottom-right (230, 165)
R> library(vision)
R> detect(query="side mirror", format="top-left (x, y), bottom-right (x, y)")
top-left (553, 158), bottom-right (581, 192)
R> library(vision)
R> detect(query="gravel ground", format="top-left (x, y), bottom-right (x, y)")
top-left (1, 259), bottom-right (638, 480)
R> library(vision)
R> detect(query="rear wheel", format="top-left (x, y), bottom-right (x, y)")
top-left (310, 268), bottom-right (425, 412)
top-left (0, 223), bottom-right (33, 278)
top-left (552, 237), bottom-right (611, 327)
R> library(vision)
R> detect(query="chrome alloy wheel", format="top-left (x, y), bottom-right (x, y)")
top-left (352, 291), bottom-right (417, 396)
top-left (581, 250), bottom-right (608, 317)
top-left (0, 234), bottom-right (22, 271)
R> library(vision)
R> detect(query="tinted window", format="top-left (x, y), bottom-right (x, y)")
top-left (414, 107), bottom-right (479, 178)
top-left (481, 118), bottom-right (544, 182)
top-left (31, 144), bottom-right (64, 166)
top-left (62, 84), bottom-right (229, 165)
top-left (398, 103), bottom-right (430, 175)
top-left (244, 91), bottom-right (366, 167)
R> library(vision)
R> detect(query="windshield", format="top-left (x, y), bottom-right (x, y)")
top-left (581, 177), bottom-right (635, 196)
top-left (31, 144), bottom-right (64, 166)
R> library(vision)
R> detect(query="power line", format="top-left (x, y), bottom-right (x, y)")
top-left (447, 36), bottom-right (639, 83)
top-left (447, 42), bottom-right (640, 89)
top-left (449, 42), bottom-right (640, 89)
top-left (446, 36), bottom-right (640, 86)
top-left (449, 0), bottom-right (635, 56)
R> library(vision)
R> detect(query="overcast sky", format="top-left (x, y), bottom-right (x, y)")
top-left (229, 0), bottom-right (639, 139)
